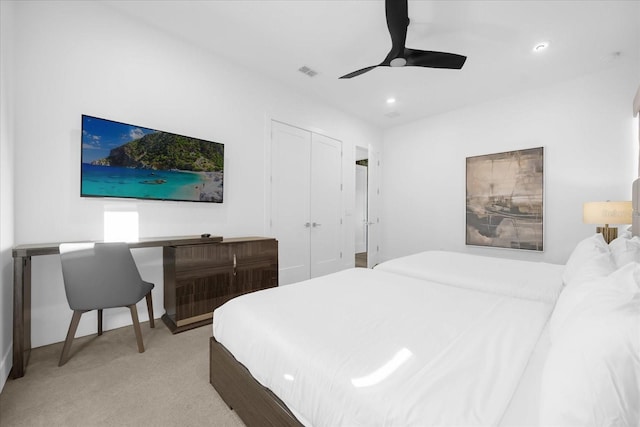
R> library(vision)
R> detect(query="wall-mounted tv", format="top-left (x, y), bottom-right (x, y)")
top-left (81, 115), bottom-right (224, 203)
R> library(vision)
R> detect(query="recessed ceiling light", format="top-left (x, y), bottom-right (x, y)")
top-left (533, 42), bottom-right (549, 52)
top-left (386, 98), bottom-right (396, 104)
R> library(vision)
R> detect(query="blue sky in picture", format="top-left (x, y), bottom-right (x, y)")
top-left (81, 116), bottom-right (156, 163)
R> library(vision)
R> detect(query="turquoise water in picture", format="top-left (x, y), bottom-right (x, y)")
top-left (81, 164), bottom-right (203, 201)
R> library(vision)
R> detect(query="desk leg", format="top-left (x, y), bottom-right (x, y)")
top-left (11, 256), bottom-right (31, 379)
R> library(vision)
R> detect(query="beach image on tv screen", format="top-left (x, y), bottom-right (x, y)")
top-left (81, 115), bottom-right (224, 203)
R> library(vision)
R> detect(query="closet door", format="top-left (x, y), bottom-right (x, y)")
top-left (310, 133), bottom-right (342, 278)
top-left (270, 121), bottom-right (343, 285)
top-left (270, 121), bottom-right (311, 285)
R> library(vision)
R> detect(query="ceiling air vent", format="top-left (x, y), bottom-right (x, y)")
top-left (298, 66), bottom-right (318, 77)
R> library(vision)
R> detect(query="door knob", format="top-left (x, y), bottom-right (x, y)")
top-left (312, 222), bottom-right (321, 227)
top-left (304, 222), bottom-right (311, 228)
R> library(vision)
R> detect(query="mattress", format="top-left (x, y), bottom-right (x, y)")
top-left (213, 256), bottom-right (564, 426)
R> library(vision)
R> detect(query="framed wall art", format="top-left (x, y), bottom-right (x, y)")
top-left (466, 147), bottom-right (544, 251)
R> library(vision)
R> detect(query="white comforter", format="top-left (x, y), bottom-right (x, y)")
top-left (375, 250), bottom-right (564, 304)
top-left (213, 261), bottom-right (563, 426)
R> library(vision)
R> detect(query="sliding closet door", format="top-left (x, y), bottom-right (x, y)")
top-left (310, 133), bottom-right (342, 278)
top-left (270, 121), bottom-right (312, 285)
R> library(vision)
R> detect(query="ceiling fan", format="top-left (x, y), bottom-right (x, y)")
top-left (339, 0), bottom-right (467, 79)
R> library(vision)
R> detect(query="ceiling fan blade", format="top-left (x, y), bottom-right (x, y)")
top-left (405, 49), bottom-right (467, 69)
top-left (385, 0), bottom-right (409, 57)
top-left (339, 65), bottom-right (378, 79)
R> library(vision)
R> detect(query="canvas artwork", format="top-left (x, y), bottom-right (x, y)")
top-left (466, 147), bottom-right (544, 251)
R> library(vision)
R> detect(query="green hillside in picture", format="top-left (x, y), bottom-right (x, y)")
top-left (91, 132), bottom-right (224, 172)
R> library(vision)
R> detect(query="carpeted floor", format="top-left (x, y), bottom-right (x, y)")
top-left (0, 320), bottom-right (245, 427)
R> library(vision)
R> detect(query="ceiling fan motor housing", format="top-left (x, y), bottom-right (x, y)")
top-left (390, 57), bottom-right (407, 67)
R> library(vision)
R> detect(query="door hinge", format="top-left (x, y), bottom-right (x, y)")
top-left (340, 251), bottom-right (343, 259)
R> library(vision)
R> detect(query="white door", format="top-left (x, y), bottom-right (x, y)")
top-left (367, 149), bottom-right (381, 267)
top-left (310, 133), bottom-right (343, 278)
top-left (270, 121), bottom-right (344, 284)
top-left (270, 121), bottom-right (311, 285)
top-left (355, 164), bottom-right (368, 253)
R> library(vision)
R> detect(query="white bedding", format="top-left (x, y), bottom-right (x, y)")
top-left (213, 258), bottom-right (563, 427)
top-left (499, 327), bottom-right (551, 426)
top-left (375, 250), bottom-right (564, 304)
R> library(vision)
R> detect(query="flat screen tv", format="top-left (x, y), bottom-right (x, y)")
top-left (81, 115), bottom-right (224, 203)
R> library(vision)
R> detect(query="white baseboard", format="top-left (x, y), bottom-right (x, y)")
top-left (0, 343), bottom-right (12, 393)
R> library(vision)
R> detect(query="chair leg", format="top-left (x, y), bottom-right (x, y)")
top-left (59, 310), bottom-right (84, 367)
top-left (128, 304), bottom-right (145, 353)
top-left (145, 292), bottom-right (155, 328)
top-left (97, 309), bottom-right (103, 336)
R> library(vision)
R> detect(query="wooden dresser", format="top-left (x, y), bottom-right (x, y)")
top-left (162, 237), bottom-right (278, 333)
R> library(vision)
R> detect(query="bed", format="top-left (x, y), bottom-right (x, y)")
top-left (210, 251), bottom-right (568, 426)
top-left (209, 177), bottom-right (640, 425)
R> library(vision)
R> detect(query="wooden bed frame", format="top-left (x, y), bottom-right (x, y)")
top-left (209, 337), bottom-right (304, 427)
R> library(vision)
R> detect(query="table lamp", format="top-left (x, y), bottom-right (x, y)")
top-left (583, 201), bottom-right (632, 243)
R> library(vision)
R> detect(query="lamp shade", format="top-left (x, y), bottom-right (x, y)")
top-left (583, 201), bottom-right (632, 224)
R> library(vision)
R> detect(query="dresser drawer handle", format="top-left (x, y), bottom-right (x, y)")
top-left (233, 254), bottom-right (237, 276)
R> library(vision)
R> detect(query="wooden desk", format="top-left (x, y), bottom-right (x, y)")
top-left (11, 235), bottom-right (222, 379)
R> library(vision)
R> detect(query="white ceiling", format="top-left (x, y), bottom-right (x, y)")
top-left (106, 0), bottom-right (640, 129)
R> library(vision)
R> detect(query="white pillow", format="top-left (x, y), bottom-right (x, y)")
top-left (540, 287), bottom-right (640, 426)
top-left (610, 236), bottom-right (640, 268)
top-left (550, 262), bottom-right (640, 344)
top-left (562, 233), bottom-right (615, 286)
top-left (620, 228), bottom-right (633, 239)
top-left (609, 233), bottom-right (630, 252)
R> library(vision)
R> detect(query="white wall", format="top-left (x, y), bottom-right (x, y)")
top-left (0, 1), bottom-right (17, 392)
top-left (2, 0), bottom-right (381, 375)
top-left (381, 61), bottom-right (640, 265)
top-left (6, 0), bottom-right (636, 391)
